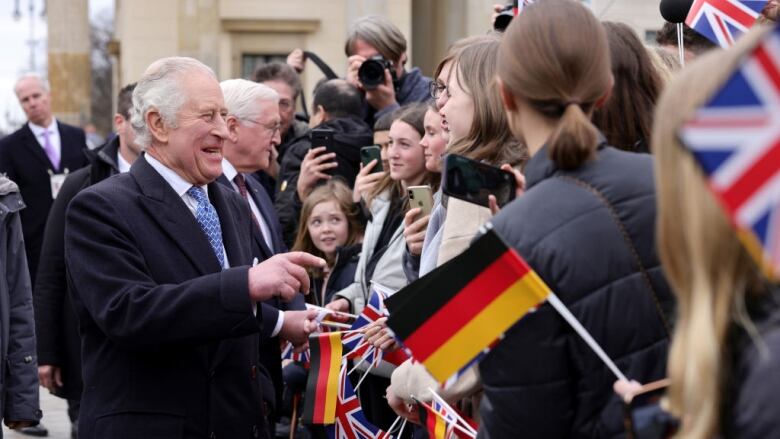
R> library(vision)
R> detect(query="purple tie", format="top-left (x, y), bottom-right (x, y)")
top-left (42, 130), bottom-right (60, 170)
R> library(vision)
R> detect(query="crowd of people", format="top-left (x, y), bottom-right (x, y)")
top-left (0, 0), bottom-right (778, 438)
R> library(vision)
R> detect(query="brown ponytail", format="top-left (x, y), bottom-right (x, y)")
top-left (548, 103), bottom-right (599, 170)
top-left (497, 0), bottom-right (611, 170)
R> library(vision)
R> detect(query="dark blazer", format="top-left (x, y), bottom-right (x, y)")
top-left (65, 156), bottom-right (268, 439)
top-left (217, 172), bottom-right (304, 418)
top-left (481, 145), bottom-right (674, 439)
top-left (0, 121), bottom-right (88, 286)
top-left (33, 137), bottom-right (121, 401)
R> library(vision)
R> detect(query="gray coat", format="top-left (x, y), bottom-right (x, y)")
top-left (0, 176), bottom-right (42, 432)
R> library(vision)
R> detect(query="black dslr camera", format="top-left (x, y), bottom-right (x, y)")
top-left (358, 56), bottom-right (396, 90)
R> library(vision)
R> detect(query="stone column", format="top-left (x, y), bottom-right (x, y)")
top-left (47, 0), bottom-right (91, 126)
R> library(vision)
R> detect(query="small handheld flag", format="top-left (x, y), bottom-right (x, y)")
top-left (685, 0), bottom-right (768, 48)
top-left (302, 333), bottom-right (343, 424)
top-left (326, 364), bottom-right (385, 439)
top-left (679, 24), bottom-right (780, 280)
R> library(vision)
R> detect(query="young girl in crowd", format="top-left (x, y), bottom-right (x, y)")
top-left (292, 179), bottom-right (364, 306)
top-left (650, 25), bottom-right (780, 438)
top-left (478, 1), bottom-right (674, 437)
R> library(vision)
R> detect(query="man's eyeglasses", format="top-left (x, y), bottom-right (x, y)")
top-left (429, 81), bottom-right (447, 100)
top-left (243, 119), bottom-right (281, 135)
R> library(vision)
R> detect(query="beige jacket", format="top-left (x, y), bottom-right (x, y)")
top-left (389, 197), bottom-right (490, 403)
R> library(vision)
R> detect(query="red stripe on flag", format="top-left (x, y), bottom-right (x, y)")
top-left (687, 0), bottom-right (706, 23)
top-left (710, 0), bottom-right (758, 27)
top-left (312, 336), bottom-right (333, 423)
top-left (715, 15), bottom-right (734, 45)
top-left (403, 251), bottom-right (530, 361)
top-left (755, 45), bottom-right (780, 91)
top-left (720, 139), bottom-right (780, 213)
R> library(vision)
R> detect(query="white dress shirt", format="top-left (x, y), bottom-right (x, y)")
top-left (29, 119), bottom-right (61, 165)
top-left (117, 151), bottom-right (132, 174)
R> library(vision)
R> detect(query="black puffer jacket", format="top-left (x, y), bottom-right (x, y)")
top-left (274, 116), bottom-right (373, 247)
top-left (480, 144), bottom-right (674, 438)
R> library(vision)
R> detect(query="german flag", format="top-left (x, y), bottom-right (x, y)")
top-left (301, 332), bottom-right (342, 424)
top-left (418, 401), bottom-right (449, 439)
top-left (386, 228), bottom-right (550, 383)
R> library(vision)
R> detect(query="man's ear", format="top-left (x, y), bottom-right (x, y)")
top-left (146, 108), bottom-right (169, 145)
top-left (113, 113), bottom-right (124, 132)
top-left (226, 115), bottom-right (239, 143)
top-left (496, 77), bottom-right (518, 112)
top-left (595, 73), bottom-right (614, 109)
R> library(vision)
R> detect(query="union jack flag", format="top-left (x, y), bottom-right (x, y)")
top-left (342, 288), bottom-right (410, 368)
top-left (679, 24), bottom-right (780, 280)
top-left (686, 0), bottom-right (768, 48)
top-left (326, 364), bottom-right (386, 439)
top-left (429, 391), bottom-right (478, 438)
top-left (281, 340), bottom-right (310, 367)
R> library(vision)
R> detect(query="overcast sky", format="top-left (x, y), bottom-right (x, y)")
top-left (0, 0), bottom-right (113, 133)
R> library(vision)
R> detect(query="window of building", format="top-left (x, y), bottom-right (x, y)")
top-left (241, 54), bottom-right (288, 79)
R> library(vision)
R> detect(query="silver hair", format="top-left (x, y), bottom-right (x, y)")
top-left (344, 15), bottom-right (407, 64)
top-left (14, 72), bottom-right (50, 94)
top-left (130, 56), bottom-right (217, 150)
top-left (220, 79), bottom-right (279, 124)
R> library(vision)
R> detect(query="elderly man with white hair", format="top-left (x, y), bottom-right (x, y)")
top-left (64, 57), bottom-right (325, 439)
top-left (217, 79), bottom-right (317, 433)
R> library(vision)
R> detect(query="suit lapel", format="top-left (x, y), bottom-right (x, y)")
top-left (58, 124), bottom-right (86, 171)
top-left (246, 176), bottom-right (285, 254)
top-left (131, 157), bottom-right (221, 275)
top-left (208, 182), bottom-right (251, 268)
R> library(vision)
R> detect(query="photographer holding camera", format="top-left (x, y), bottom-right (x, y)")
top-left (287, 15), bottom-right (432, 124)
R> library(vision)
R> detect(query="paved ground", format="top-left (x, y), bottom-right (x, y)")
top-left (3, 389), bottom-right (72, 439)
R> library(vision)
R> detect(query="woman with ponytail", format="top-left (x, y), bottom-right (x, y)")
top-left (481, 1), bottom-right (675, 437)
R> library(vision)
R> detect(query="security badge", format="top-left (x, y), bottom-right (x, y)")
top-left (48, 168), bottom-right (69, 199)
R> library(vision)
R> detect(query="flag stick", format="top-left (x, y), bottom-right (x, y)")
top-left (348, 353), bottom-right (370, 375)
top-left (676, 22), bottom-right (686, 67)
top-left (289, 392), bottom-right (300, 439)
top-left (414, 397), bottom-right (476, 439)
top-left (385, 415), bottom-right (402, 435)
top-left (353, 366), bottom-right (373, 392)
top-left (546, 293), bottom-right (628, 381)
top-left (397, 418), bottom-right (408, 438)
top-left (319, 320), bottom-right (352, 330)
top-left (305, 303), bottom-right (359, 320)
top-left (426, 389), bottom-right (478, 436)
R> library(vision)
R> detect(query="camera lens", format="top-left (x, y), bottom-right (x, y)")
top-left (358, 59), bottom-right (386, 90)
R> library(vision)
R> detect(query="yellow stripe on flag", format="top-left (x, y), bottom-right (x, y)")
top-left (323, 333), bottom-right (342, 424)
top-left (423, 271), bottom-right (550, 382)
top-left (434, 413), bottom-right (447, 439)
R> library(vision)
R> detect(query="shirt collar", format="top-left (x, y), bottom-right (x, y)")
top-left (221, 158), bottom-right (238, 182)
top-left (144, 153), bottom-right (206, 197)
top-left (117, 151), bottom-right (132, 173)
top-left (28, 119), bottom-right (58, 137)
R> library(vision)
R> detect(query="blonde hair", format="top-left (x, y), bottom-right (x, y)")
top-left (292, 180), bottom-right (364, 269)
top-left (647, 46), bottom-right (681, 85)
top-left (497, 0), bottom-right (611, 170)
top-left (652, 26), bottom-right (773, 439)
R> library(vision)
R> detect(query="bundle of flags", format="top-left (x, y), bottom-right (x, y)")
top-left (386, 228), bottom-right (551, 384)
top-left (415, 390), bottom-right (478, 439)
top-left (281, 340), bottom-right (310, 367)
top-left (326, 365), bottom-right (388, 439)
top-left (679, 23), bottom-right (780, 281)
top-left (342, 287), bottom-right (409, 369)
top-left (686, 0), bottom-right (768, 48)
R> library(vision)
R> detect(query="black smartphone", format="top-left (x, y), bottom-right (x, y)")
top-left (360, 145), bottom-right (383, 173)
top-left (441, 154), bottom-right (516, 208)
top-left (310, 128), bottom-right (336, 175)
top-left (310, 128), bottom-right (335, 151)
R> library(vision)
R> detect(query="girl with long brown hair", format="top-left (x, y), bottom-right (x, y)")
top-left (482, 1), bottom-right (675, 436)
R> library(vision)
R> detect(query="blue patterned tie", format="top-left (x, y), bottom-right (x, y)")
top-left (186, 186), bottom-right (225, 268)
